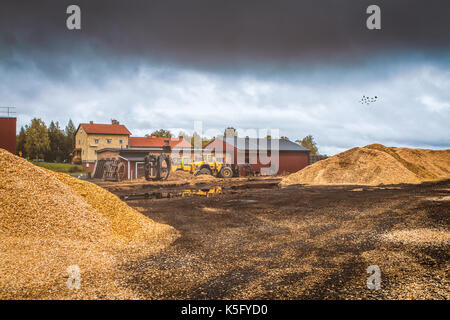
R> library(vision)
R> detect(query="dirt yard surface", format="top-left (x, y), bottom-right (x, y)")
top-left (101, 178), bottom-right (450, 299)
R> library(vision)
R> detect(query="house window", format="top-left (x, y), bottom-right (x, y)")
top-left (94, 139), bottom-right (99, 144)
top-left (107, 139), bottom-right (112, 144)
top-left (119, 139), bottom-right (123, 144)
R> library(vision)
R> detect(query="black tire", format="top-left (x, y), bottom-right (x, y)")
top-left (221, 167), bottom-right (233, 178)
top-left (198, 167), bottom-right (212, 175)
top-left (159, 154), bottom-right (171, 180)
top-left (117, 162), bottom-right (126, 181)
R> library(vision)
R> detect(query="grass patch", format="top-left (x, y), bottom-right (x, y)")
top-left (30, 161), bottom-right (84, 174)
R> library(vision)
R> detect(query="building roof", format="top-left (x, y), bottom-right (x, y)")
top-left (129, 137), bottom-right (192, 148)
top-left (96, 146), bottom-right (195, 154)
top-left (78, 123), bottom-right (131, 135)
top-left (214, 137), bottom-right (310, 152)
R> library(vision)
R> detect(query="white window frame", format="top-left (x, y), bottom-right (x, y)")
top-left (135, 162), bottom-right (145, 179)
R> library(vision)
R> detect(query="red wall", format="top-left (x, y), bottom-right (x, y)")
top-left (245, 150), bottom-right (309, 175)
top-left (0, 117), bottom-right (16, 154)
top-left (278, 151), bottom-right (310, 175)
top-left (206, 138), bottom-right (310, 175)
top-left (82, 162), bottom-right (95, 172)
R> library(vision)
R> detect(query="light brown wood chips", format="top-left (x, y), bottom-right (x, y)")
top-left (281, 144), bottom-right (450, 186)
top-left (0, 149), bottom-right (179, 299)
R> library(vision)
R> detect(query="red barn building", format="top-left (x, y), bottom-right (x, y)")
top-left (205, 137), bottom-right (310, 175)
top-left (0, 117), bottom-right (17, 154)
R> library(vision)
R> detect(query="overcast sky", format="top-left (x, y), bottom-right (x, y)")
top-left (1, 0), bottom-right (449, 155)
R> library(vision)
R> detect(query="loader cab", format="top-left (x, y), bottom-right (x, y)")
top-left (182, 157), bottom-right (192, 171)
top-left (206, 154), bottom-right (214, 164)
top-left (171, 156), bottom-right (195, 173)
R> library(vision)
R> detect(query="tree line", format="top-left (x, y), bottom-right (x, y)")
top-left (146, 129), bottom-right (214, 148)
top-left (16, 118), bottom-right (77, 162)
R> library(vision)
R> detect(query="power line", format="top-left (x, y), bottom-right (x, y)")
top-left (0, 107), bottom-right (16, 117)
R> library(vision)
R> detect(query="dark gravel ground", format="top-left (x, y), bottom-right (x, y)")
top-left (108, 179), bottom-right (450, 299)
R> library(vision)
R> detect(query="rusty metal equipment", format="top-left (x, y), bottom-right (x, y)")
top-left (103, 159), bottom-right (126, 182)
top-left (144, 153), bottom-right (171, 181)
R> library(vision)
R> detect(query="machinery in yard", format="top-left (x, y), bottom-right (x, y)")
top-left (144, 153), bottom-right (171, 181)
top-left (171, 156), bottom-right (196, 173)
top-left (193, 153), bottom-right (254, 178)
top-left (103, 159), bottom-right (126, 182)
top-left (171, 153), bottom-right (256, 178)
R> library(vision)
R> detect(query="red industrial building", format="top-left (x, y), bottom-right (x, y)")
top-left (205, 137), bottom-right (310, 175)
top-left (0, 117), bottom-right (17, 154)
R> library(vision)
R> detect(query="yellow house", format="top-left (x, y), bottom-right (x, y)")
top-left (73, 120), bottom-right (131, 171)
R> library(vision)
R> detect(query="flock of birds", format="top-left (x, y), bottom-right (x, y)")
top-left (360, 95), bottom-right (378, 105)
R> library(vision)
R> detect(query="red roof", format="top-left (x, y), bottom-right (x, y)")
top-left (78, 123), bottom-right (131, 135)
top-left (129, 137), bottom-right (192, 148)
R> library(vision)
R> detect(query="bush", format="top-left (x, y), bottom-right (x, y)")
top-left (30, 161), bottom-right (83, 174)
top-left (68, 165), bottom-right (80, 173)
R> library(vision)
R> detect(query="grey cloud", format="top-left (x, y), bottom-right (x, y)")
top-left (1, 57), bottom-right (449, 155)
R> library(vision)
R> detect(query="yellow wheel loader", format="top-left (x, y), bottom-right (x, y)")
top-left (193, 153), bottom-right (236, 178)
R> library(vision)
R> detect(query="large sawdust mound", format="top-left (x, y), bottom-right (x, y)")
top-left (0, 149), bottom-right (178, 299)
top-left (281, 144), bottom-right (450, 186)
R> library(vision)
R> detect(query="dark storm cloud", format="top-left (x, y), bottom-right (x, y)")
top-left (1, 0), bottom-right (450, 71)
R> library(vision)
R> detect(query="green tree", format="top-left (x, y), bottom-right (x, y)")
top-left (147, 129), bottom-right (173, 138)
top-left (296, 135), bottom-right (319, 155)
top-left (202, 138), bottom-right (214, 148)
top-left (24, 118), bottom-right (50, 160)
top-left (46, 121), bottom-right (66, 162)
top-left (16, 126), bottom-right (27, 157)
top-left (64, 119), bottom-right (77, 161)
top-left (177, 131), bottom-right (191, 142)
top-left (188, 132), bottom-right (214, 148)
top-left (190, 131), bottom-right (202, 148)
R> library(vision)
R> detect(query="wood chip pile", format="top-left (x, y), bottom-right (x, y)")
top-left (0, 149), bottom-right (178, 299)
top-left (281, 144), bottom-right (450, 186)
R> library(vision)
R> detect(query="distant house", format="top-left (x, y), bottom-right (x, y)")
top-left (205, 137), bottom-right (310, 175)
top-left (73, 120), bottom-right (131, 171)
top-left (72, 118), bottom-right (194, 174)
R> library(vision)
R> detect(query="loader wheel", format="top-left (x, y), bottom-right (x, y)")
top-left (221, 167), bottom-right (233, 178)
top-left (117, 162), bottom-right (126, 181)
top-left (198, 168), bottom-right (212, 175)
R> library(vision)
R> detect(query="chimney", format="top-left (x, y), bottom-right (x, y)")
top-left (111, 119), bottom-right (119, 125)
top-left (89, 121), bottom-right (94, 124)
